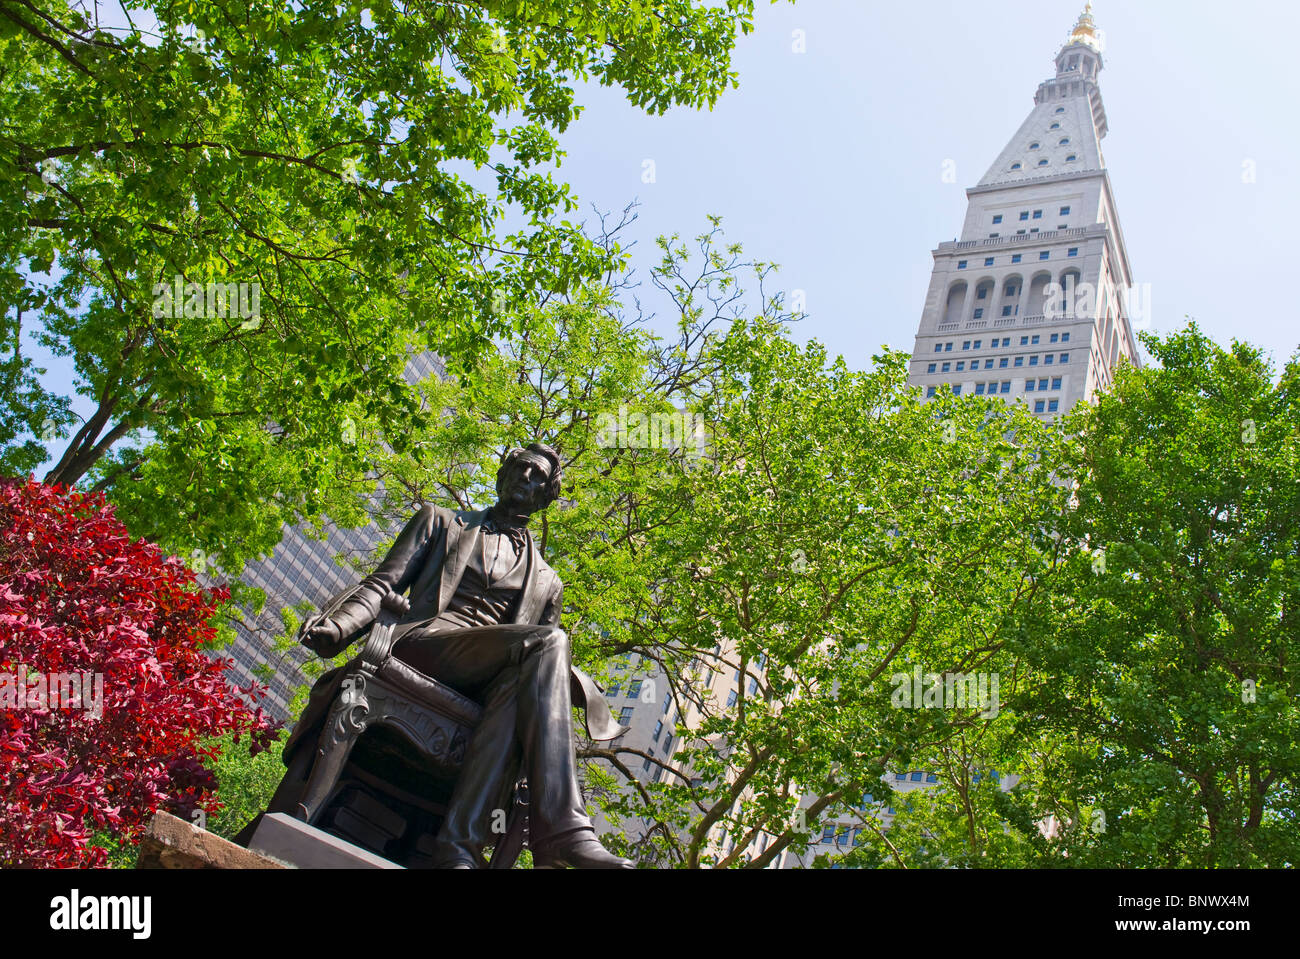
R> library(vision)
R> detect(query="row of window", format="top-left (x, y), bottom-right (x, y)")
top-left (935, 332), bottom-right (1071, 353)
top-left (1010, 155), bottom-right (1077, 171)
top-left (991, 205), bottom-right (1070, 226)
top-left (1024, 377), bottom-right (1064, 391)
top-left (958, 248), bottom-right (1078, 270)
top-left (928, 353), bottom-right (1071, 374)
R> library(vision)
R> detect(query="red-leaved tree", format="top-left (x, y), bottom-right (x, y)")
top-left (0, 478), bottom-right (277, 867)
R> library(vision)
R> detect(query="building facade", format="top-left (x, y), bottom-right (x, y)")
top-left (907, 3), bottom-right (1140, 417)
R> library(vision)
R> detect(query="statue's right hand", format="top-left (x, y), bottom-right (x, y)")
top-left (302, 618), bottom-right (344, 655)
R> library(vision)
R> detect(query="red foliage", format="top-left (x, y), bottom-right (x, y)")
top-left (0, 478), bottom-right (276, 867)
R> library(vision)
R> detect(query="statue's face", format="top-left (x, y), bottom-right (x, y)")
top-left (497, 453), bottom-right (553, 516)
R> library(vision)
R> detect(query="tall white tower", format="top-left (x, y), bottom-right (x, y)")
top-left (908, 4), bottom-right (1141, 417)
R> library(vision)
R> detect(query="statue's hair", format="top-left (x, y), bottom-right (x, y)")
top-left (497, 442), bottom-right (563, 508)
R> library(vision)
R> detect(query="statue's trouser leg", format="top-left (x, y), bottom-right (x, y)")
top-left (392, 624), bottom-right (591, 866)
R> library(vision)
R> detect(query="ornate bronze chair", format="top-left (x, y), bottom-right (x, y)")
top-left (294, 590), bottom-right (529, 868)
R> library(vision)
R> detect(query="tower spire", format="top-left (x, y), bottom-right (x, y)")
top-left (1067, 2), bottom-right (1101, 53)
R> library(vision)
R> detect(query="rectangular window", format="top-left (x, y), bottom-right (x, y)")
top-left (910, 771), bottom-right (924, 782)
top-left (989, 233), bottom-right (999, 238)
top-left (1060, 206), bottom-right (1071, 215)
top-left (1029, 356), bottom-right (1039, 366)
top-left (952, 385), bottom-right (962, 396)
top-left (1014, 356), bottom-right (1024, 367)
top-left (934, 344), bottom-right (943, 353)
top-left (973, 308), bottom-right (984, 319)
top-left (619, 707), bottom-right (635, 725)
top-left (853, 827), bottom-right (864, 846)
top-left (607, 684), bottom-right (620, 698)
top-left (1068, 247), bottom-right (1079, 257)
top-left (1050, 333), bottom-right (1059, 343)
top-left (945, 342), bottom-right (953, 351)
top-left (1030, 228), bottom-right (1039, 234)
top-left (1058, 224), bottom-right (1068, 230)
top-left (1039, 378), bottom-right (1049, 390)
top-left (1019, 211), bottom-right (1029, 221)
top-left (747, 678), bottom-right (758, 695)
top-left (1031, 335), bottom-right (1039, 344)
top-left (926, 773), bottom-right (939, 783)
top-left (973, 340), bottom-right (982, 349)
top-left (1020, 336), bottom-right (1029, 345)
top-left (1002, 337), bottom-right (1011, 347)
top-left (957, 260), bottom-right (968, 269)
top-left (999, 358), bottom-right (1008, 368)
top-left (1049, 399), bottom-right (1060, 412)
top-left (1034, 400), bottom-right (1046, 413)
top-left (941, 362), bottom-right (950, 372)
top-left (822, 826), bottom-right (836, 844)
top-left (927, 363), bottom-right (936, 373)
top-left (662, 735), bottom-right (674, 755)
top-left (1011, 254), bottom-right (1022, 264)
top-left (1061, 332), bottom-right (1070, 342)
top-left (1051, 377), bottom-right (1062, 390)
top-left (977, 287), bottom-right (987, 299)
top-left (726, 690), bottom-right (737, 707)
top-left (1039, 251), bottom-right (1050, 260)
top-left (975, 383), bottom-right (985, 395)
top-left (628, 680), bottom-right (642, 698)
top-left (984, 257), bottom-right (994, 266)
top-left (1045, 354), bottom-right (1054, 365)
top-left (1017, 229), bottom-right (1026, 235)
top-left (1025, 379), bottom-right (1035, 392)
top-left (652, 720), bottom-right (663, 741)
top-left (926, 386), bottom-right (937, 398)
top-left (663, 691), bottom-right (671, 714)
top-left (1000, 381), bottom-right (1011, 394)
top-left (984, 359), bottom-right (994, 369)
top-left (962, 341), bottom-right (970, 350)
top-left (895, 773), bottom-right (907, 781)
top-left (1060, 352), bottom-right (1070, 363)
top-left (992, 214), bottom-right (1003, 224)
top-left (1001, 306), bottom-right (1012, 317)
top-left (642, 757), bottom-right (652, 772)
top-left (1033, 210), bottom-right (1042, 219)
top-left (956, 362), bottom-right (964, 371)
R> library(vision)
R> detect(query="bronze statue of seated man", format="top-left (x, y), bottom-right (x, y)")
top-left (286, 442), bottom-right (633, 868)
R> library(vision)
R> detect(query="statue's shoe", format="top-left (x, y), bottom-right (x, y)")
top-left (533, 837), bottom-right (635, 869)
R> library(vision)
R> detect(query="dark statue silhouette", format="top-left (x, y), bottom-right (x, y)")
top-left (236, 443), bottom-right (633, 868)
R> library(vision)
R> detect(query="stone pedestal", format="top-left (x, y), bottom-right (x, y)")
top-left (247, 813), bottom-right (404, 869)
top-left (136, 812), bottom-right (287, 869)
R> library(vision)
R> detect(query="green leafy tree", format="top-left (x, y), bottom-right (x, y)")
top-left (0, 0), bottom-right (773, 577)
top-left (1007, 326), bottom-right (1300, 867)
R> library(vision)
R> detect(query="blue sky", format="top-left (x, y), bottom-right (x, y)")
top-left (22, 1), bottom-right (1300, 470)
top-left (551, 0), bottom-right (1299, 371)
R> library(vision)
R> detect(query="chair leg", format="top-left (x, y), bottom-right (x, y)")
top-left (297, 675), bottom-right (370, 823)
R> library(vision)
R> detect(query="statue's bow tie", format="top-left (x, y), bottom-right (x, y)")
top-left (482, 518), bottom-right (530, 550)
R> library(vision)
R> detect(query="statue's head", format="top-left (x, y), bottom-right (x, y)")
top-left (495, 442), bottom-right (563, 517)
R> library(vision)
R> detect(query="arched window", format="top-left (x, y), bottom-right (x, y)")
top-left (1050, 122), bottom-right (1061, 130)
top-left (1038, 158), bottom-right (1049, 166)
top-left (1059, 137), bottom-right (1070, 145)
top-left (1011, 162), bottom-right (1022, 171)
top-left (1066, 154), bottom-right (1077, 162)
top-left (1055, 106), bottom-right (1066, 114)
top-left (1029, 142), bottom-right (1040, 150)
top-left (944, 281), bottom-right (968, 326)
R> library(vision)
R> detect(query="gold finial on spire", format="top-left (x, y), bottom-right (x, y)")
top-left (1069, 2), bottom-right (1101, 50)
